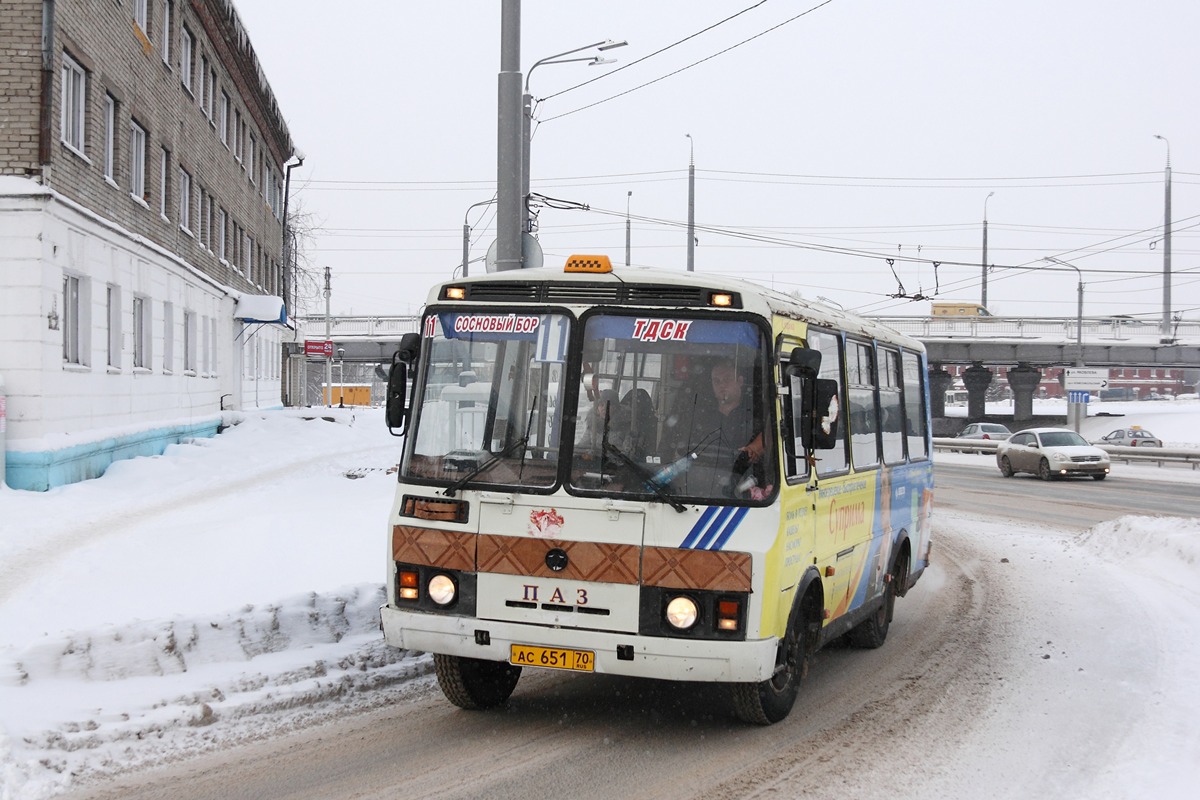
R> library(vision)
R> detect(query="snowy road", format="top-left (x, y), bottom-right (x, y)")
top-left (64, 490), bottom-right (1200, 799)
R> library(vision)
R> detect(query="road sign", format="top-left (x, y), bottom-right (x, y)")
top-left (1067, 390), bottom-right (1091, 404)
top-left (305, 339), bottom-right (334, 358)
top-left (1064, 368), bottom-right (1108, 391)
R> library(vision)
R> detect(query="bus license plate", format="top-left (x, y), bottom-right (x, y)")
top-left (510, 644), bottom-right (595, 672)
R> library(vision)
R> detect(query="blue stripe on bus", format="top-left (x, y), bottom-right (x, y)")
top-left (708, 506), bottom-right (750, 551)
top-left (680, 505), bottom-right (722, 549)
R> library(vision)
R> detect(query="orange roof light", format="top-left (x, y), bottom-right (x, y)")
top-left (564, 254), bottom-right (613, 274)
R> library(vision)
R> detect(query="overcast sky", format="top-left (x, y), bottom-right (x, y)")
top-left (232, 0), bottom-right (1199, 323)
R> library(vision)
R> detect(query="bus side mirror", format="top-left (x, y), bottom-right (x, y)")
top-left (786, 349), bottom-right (839, 451)
top-left (385, 332), bottom-right (421, 436)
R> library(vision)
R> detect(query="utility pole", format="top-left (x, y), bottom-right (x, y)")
top-left (1154, 135), bottom-right (1172, 339)
top-left (625, 191), bottom-right (632, 266)
top-left (981, 191), bottom-right (994, 309)
top-left (323, 266), bottom-right (332, 407)
top-left (686, 134), bottom-right (695, 272)
top-left (496, 0), bottom-right (523, 272)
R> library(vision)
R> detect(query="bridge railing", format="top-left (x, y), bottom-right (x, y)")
top-left (932, 437), bottom-right (1200, 469)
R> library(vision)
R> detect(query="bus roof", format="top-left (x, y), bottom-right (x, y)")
top-left (433, 263), bottom-right (924, 351)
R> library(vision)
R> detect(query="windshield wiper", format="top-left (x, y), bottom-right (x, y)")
top-left (444, 435), bottom-right (529, 496)
top-left (444, 397), bottom-right (538, 496)
top-left (603, 441), bottom-right (687, 513)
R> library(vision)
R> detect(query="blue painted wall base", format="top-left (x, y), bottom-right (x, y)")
top-left (4, 418), bottom-right (222, 492)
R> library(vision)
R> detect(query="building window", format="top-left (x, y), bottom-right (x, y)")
top-left (163, 301), bottom-right (174, 372)
top-left (183, 310), bottom-right (197, 372)
top-left (63, 275), bottom-right (84, 365)
top-left (207, 68), bottom-right (217, 123)
top-left (159, 1), bottom-right (172, 65)
top-left (178, 167), bottom-right (192, 232)
top-left (233, 109), bottom-right (242, 162)
top-left (219, 91), bottom-right (230, 146)
top-left (133, 296), bottom-right (149, 368)
top-left (247, 135), bottom-right (256, 181)
top-left (130, 121), bottom-right (147, 202)
top-left (133, 0), bottom-right (148, 30)
top-left (107, 284), bottom-right (122, 369)
top-left (159, 147), bottom-right (170, 217)
top-left (217, 208), bottom-right (227, 260)
top-left (180, 26), bottom-right (194, 92)
top-left (103, 94), bottom-right (116, 180)
top-left (60, 53), bottom-right (86, 152)
top-left (200, 55), bottom-right (212, 118)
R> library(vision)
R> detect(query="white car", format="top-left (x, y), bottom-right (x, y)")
top-left (1095, 427), bottom-right (1162, 448)
top-left (997, 427), bottom-right (1110, 481)
top-left (957, 422), bottom-right (1012, 441)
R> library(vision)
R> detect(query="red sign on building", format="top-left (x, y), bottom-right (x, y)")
top-left (305, 340), bottom-right (334, 358)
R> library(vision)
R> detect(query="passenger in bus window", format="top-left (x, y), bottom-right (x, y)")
top-left (576, 389), bottom-right (630, 455)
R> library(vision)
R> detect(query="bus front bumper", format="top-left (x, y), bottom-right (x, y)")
top-left (380, 605), bottom-right (780, 683)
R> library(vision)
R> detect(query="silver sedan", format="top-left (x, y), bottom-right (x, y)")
top-left (997, 427), bottom-right (1111, 481)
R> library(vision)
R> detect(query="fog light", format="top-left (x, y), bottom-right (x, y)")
top-left (666, 596), bottom-right (699, 629)
top-left (428, 574), bottom-right (457, 606)
top-left (398, 569), bottom-right (419, 601)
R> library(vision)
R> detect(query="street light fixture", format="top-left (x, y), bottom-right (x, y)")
top-left (1041, 256), bottom-right (1085, 364)
top-left (461, 198), bottom-right (497, 277)
top-left (523, 40), bottom-right (626, 232)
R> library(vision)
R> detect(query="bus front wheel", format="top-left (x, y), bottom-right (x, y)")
top-left (433, 653), bottom-right (522, 710)
top-left (731, 591), bottom-right (819, 724)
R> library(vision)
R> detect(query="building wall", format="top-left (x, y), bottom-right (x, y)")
top-left (0, 0), bottom-right (296, 490)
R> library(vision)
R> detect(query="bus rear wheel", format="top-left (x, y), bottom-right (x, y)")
top-left (731, 592), bottom-right (818, 725)
top-left (433, 654), bottom-right (522, 710)
top-left (848, 554), bottom-right (905, 649)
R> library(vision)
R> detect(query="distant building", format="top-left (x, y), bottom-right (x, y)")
top-left (0, 0), bottom-right (299, 490)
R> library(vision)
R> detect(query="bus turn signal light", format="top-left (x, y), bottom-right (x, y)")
top-left (398, 569), bottom-right (419, 601)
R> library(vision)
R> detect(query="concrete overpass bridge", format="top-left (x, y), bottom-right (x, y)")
top-left (288, 313), bottom-right (1199, 422)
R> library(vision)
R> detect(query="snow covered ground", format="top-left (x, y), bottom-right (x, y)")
top-left (1, 402), bottom-right (1198, 799)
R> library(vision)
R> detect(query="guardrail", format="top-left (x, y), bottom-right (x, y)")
top-left (932, 438), bottom-right (1200, 469)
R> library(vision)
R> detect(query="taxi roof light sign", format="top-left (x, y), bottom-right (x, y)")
top-left (565, 254), bottom-right (613, 274)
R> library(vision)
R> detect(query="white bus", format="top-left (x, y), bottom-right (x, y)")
top-left (381, 255), bottom-right (934, 724)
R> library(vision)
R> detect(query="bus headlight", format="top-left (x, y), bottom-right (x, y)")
top-left (665, 596), bottom-right (699, 629)
top-left (428, 574), bottom-right (457, 606)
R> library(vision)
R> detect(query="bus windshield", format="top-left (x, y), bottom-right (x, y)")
top-left (402, 310), bottom-right (570, 491)
top-left (569, 312), bottom-right (776, 504)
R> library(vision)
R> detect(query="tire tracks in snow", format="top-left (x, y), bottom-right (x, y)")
top-left (0, 439), bottom-right (398, 605)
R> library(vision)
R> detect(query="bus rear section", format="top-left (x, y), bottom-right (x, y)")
top-left (379, 259), bottom-right (932, 724)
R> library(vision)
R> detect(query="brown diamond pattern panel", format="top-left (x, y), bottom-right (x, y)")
top-left (642, 547), bottom-right (752, 592)
top-left (478, 535), bottom-right (639, 585)
top-left (392, 525), bottom-right (475, 572)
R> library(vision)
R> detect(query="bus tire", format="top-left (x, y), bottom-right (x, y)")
top-left (847, 552), bottom-right (906, 649)
top-left (731, 588), bottom-right (819, 725)
top-left (433, 653), bottom-right (522, 710)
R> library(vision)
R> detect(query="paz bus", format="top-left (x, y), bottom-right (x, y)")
top-left (380, 255), bottom-right (933, 724)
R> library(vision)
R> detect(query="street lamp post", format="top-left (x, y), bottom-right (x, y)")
top-left (625, 190), bottom-right (632, 266)
top-left (462, 198), bottom-right (497, 277)
top-left (686, 134), bottom-right (695, 272)
top-left (1154, 134), bottom-right (1172, 340)
top-left (1043, 256), bottom-right (1086, 432)
top-left (981, 191), bottom-right (994, 309)
top-left (336, 348), bottom-right (345, 408)
top-left (522, 40), bottom-right (626, 236)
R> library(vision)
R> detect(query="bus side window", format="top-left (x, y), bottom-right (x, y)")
top-left (806, 330), bottom-right (849, 477)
